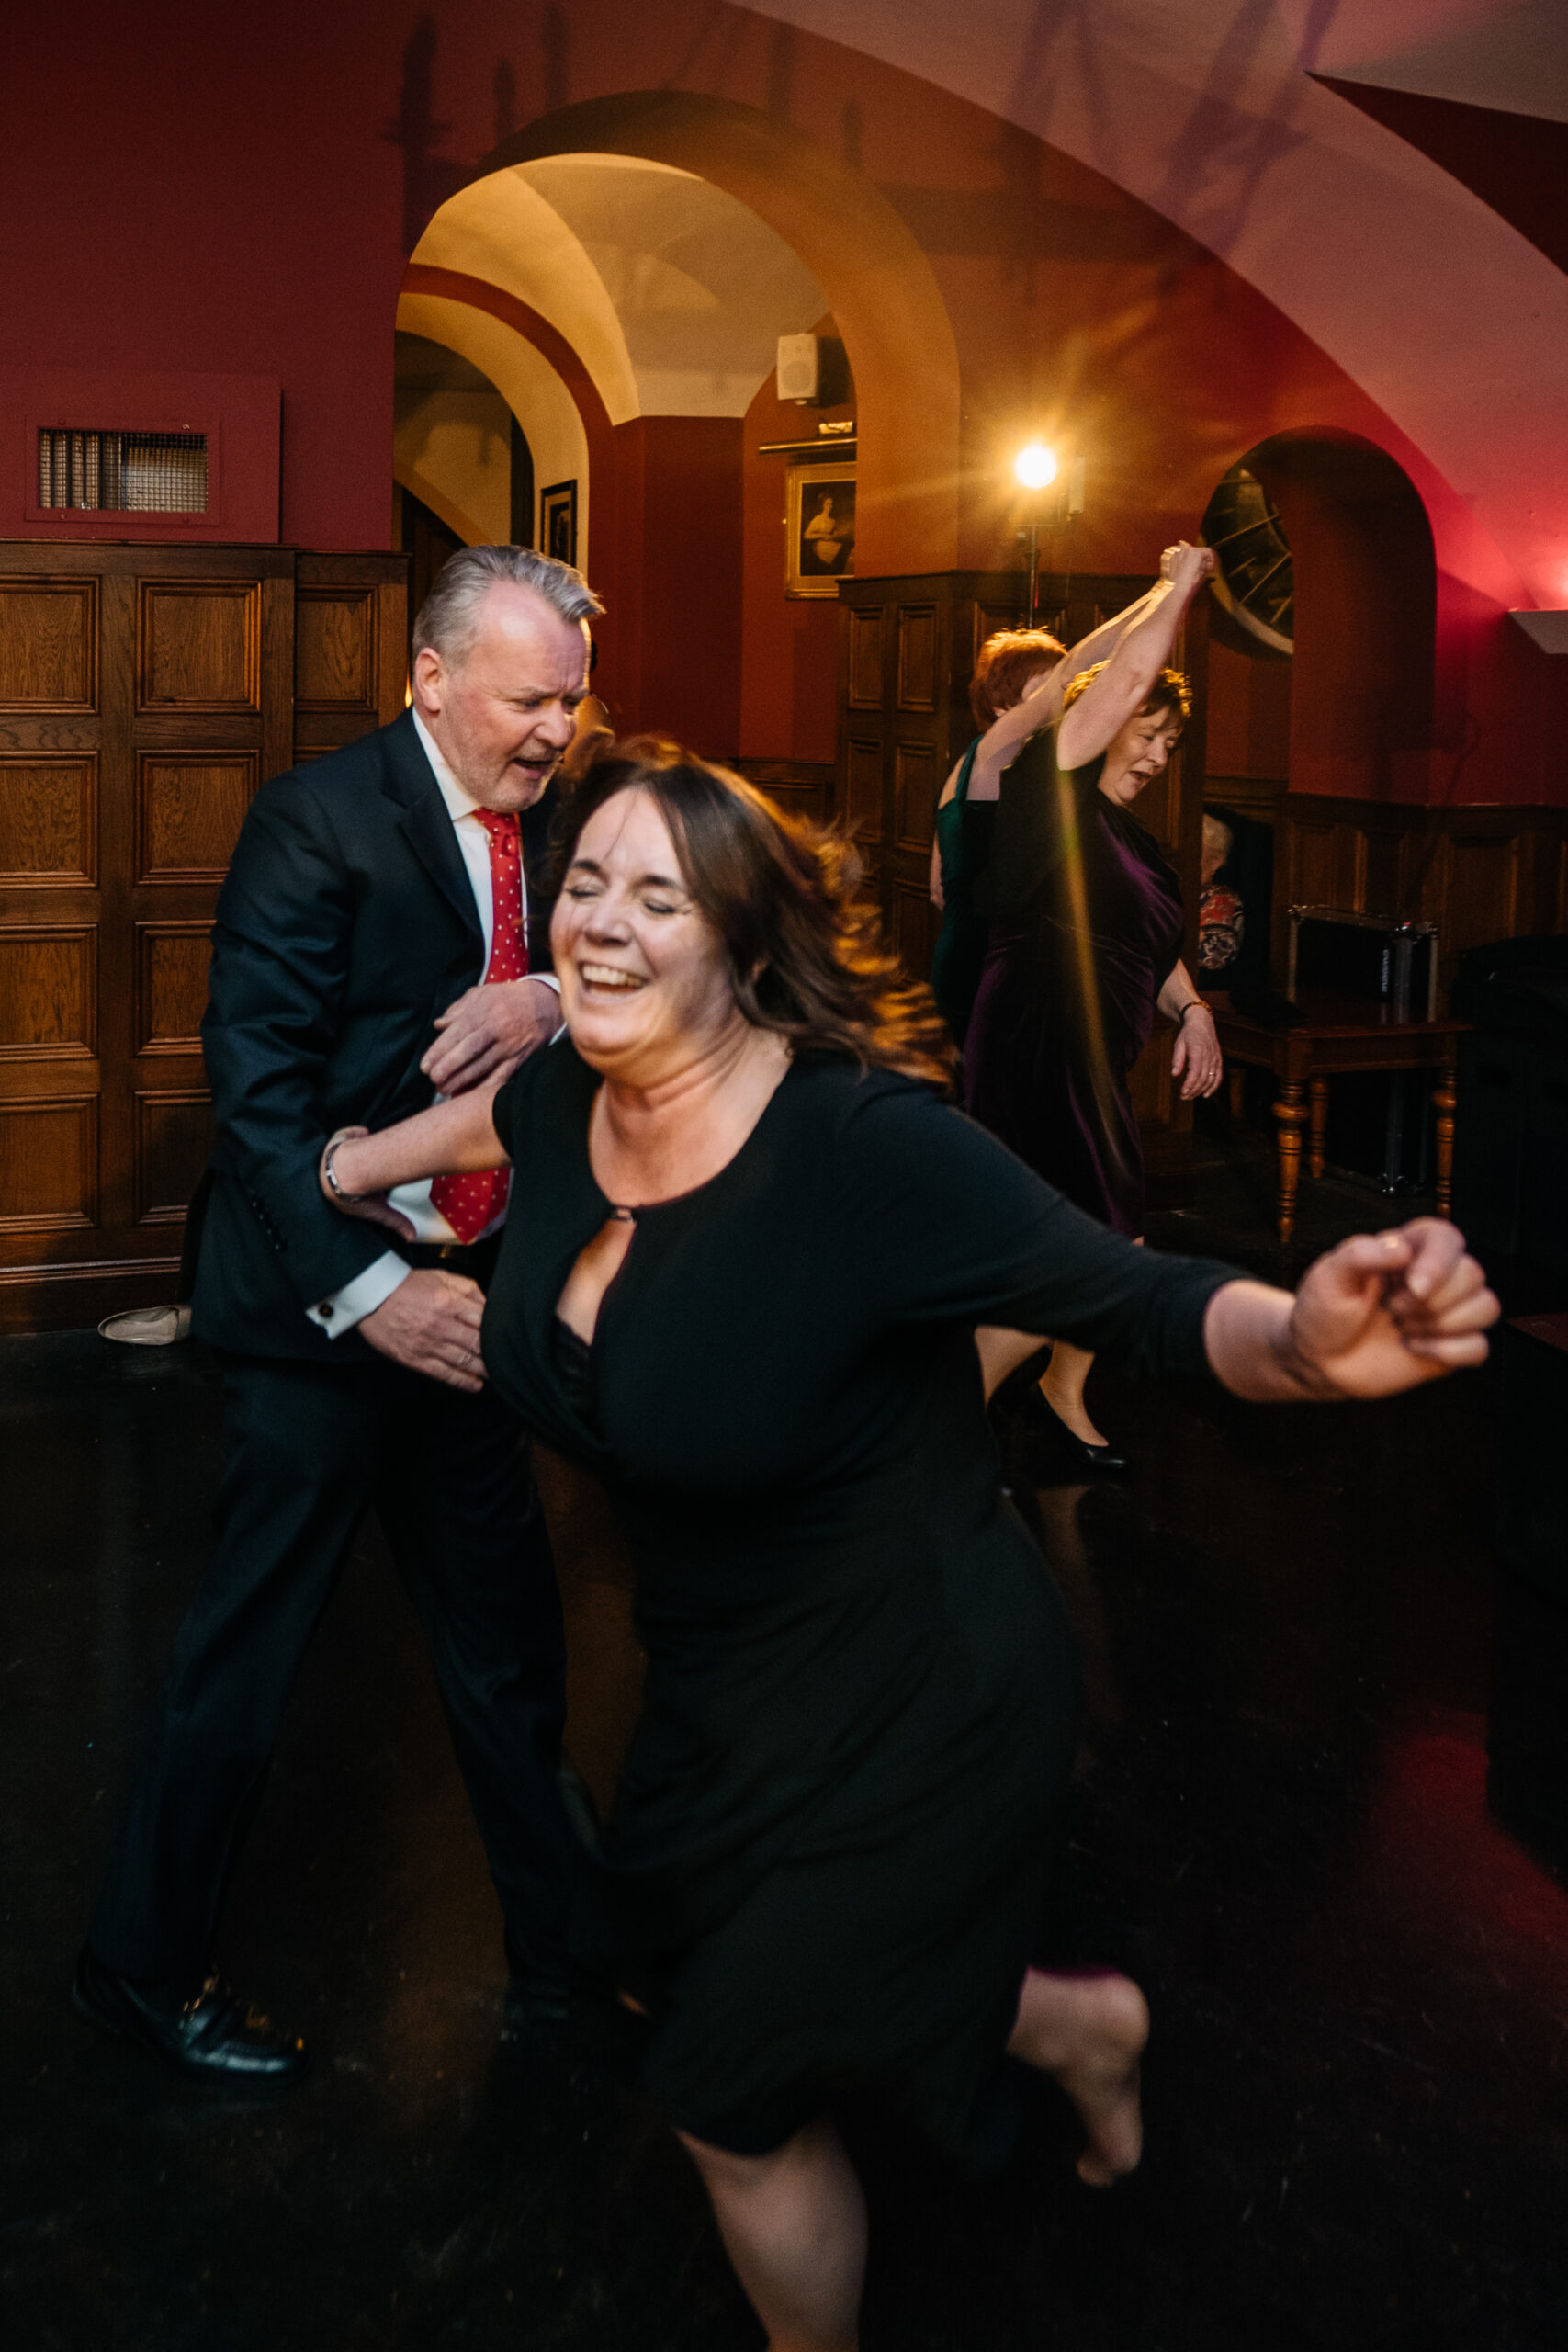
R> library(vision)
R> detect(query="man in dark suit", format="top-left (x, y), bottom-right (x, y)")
top-left (75, 546), bottom-right (602, 2082)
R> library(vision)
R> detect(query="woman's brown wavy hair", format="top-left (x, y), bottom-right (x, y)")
top-left (548, 737), bottom-right (958, 1092)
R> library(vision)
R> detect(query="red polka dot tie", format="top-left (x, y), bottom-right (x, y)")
top-left (430, 809), bottom-right (529, 1244)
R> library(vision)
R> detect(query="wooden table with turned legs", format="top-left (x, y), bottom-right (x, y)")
top-left (1209, 990), bottom-right (1470, 1246)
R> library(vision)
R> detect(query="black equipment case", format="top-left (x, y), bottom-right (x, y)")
top-left (1286, 906), bottom-right (1440, 1192)
top-left (1286, 906), bottom-right (1438, 1020)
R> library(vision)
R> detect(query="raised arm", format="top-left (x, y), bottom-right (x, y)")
top-left (1055, 543), bottom-right (1214, 772)
top-left (965, 572), bottom-right (1181, 805)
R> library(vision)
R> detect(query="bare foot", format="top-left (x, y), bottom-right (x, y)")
top-left (1007, 1967), bottom-right (1149, 2187)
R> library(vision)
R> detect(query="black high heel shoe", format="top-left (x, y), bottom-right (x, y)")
top-left (1015, 1385), bottom-right (1129, 1476)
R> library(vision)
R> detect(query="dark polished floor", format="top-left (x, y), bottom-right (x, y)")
top-left (4, 1129), bottom-right (1567, 2349)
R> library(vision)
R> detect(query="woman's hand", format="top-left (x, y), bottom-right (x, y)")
top-left (1284, 1220), bottom-right (1497, 1399)
top-left (1170, 1002), bottom-right (1223, 1099)
top-left (319, 1127), bottom-right (417, 1242)
top-left (1160, 541), bottom-right (1215, 594)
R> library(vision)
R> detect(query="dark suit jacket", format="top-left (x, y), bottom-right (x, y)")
top-left (187, 712), bottom-right (558, 1362)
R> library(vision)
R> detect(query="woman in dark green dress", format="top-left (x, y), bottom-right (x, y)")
top-left (321, 744), bottom-right (1495, 2352)
top-left (928, 629), bottom-right (1066, 1042)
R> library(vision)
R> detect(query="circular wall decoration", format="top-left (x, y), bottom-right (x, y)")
top-left (1201, 464), bottom-right (1293, 653)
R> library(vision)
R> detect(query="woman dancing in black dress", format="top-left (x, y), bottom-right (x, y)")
top-left (964, 541), bottom-right (1225, 1469)
top-left (320, 744), bottom-right (1495, 2352)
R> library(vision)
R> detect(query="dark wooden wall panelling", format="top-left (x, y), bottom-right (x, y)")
top-left (0, 543), bottom-right (406, 1331)
top-left (1272, 796), bottom-right (1568, 1001)
top-left (837, 570), bottom-right (1027, 977)
top-left (730, 758), bottom-right (835, 829)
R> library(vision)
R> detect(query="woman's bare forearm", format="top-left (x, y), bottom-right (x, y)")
top-left (1202, 1280), bottom-right (1325, 1401)
top-left (1055, 584), bottom-right (1166, 690)
top-left (1157, 962), bottom-right (1206, 1022)
top-left (333, 1085), bottom-right (509, 1194)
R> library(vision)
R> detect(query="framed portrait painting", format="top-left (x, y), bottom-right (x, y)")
top-left (786, 461), bottom-right (855, 598)
top-left (541, 479), bottom-right (578, 568)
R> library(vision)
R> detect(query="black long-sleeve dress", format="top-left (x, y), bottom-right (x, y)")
top-left (484, 1040), bottom-right (1233, 2167)
top-left (963, 725), bottom-right (1186, 1237)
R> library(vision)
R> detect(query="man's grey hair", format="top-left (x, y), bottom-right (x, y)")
top-left (412, 544), bottom-right (604, 667)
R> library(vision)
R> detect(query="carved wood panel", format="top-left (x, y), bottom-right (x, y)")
top-left (894, 741), bottom-right (942, 854)
top-left (844, 739), bottom-right (884, 836)
top-left (0, 1097), bottom-right (97, 1231)
top-left (0, 757), bottom-right (97, 886)
top-left (847, 610), bottom-right (884, 708)
top-left (135, 922), bottom-right (212, 1055)
top-left (291, 553), bottom-right (409, 762)
top-left (889, 878), bottom-right (939, 975)
top-left (137, 579), bottom-right (262, 711)
top-left (0, 580), bottom-right (97, 709)
top-left (295, 586), bottom-right (378, 711)
top-left (0, 926), bottom-right (96, 1057)
top-left (896, 607), bottom-right (937, 711)
top-left (136, 752), bottom-right (258, 883)
top-left (133, 1091), bottom-right (216, 1225)
top-left (730, 761), bottom-right (833, 827)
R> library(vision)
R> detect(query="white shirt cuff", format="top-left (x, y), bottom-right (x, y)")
top-left (531, 972), bottom-right (560, 993)
top-left (307, 1250), bottom-right (412, 1340)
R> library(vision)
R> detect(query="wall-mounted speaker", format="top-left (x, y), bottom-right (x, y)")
top-left (776, 334), bottom-right (821, 404)
top-left (776, 334), bottom-right (850, 408)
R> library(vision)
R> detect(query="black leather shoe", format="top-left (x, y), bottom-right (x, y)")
top-left (1016, 1386), bottom-right (1130, 1476)
top-left (73, 1946), bottom-right (308, 2086)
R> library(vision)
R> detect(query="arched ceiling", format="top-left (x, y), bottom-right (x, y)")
top-left (395, 288), bottom-right (592, 556)
top-left (742, 0), bottom-right (1568, 605)
top-left (519, 154), bottom-right (828, 415)
top-left (1302, 0), bottom-right (1568, 120)
top-left (412, 153), bottom-right (827, 424)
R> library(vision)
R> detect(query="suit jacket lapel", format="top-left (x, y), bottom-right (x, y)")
top-left (378, 712), bottom-right (483, 951)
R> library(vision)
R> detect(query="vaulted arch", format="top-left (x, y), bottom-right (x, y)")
top-left (485, 90), bottom-right (964, 577)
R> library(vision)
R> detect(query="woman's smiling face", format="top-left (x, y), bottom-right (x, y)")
top-left (551, 787), bottom-right (739, 1080)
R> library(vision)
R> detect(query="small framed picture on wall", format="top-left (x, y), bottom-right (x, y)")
top-left (541, 479), bottom-right (578, 568)
top-left (786, 461), bottom-right (855, 598)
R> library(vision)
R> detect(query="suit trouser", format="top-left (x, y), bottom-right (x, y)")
top-left (87, 1350), bottom-right (575, 1996)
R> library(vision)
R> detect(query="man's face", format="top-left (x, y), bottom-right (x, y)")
top-left (413, 584), bottom-right (591, 812)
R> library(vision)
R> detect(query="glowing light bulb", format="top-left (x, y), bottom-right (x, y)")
top-left (1014, 441), bottom-right (1058, 492)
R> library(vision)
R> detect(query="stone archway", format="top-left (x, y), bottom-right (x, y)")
top-left (1244, 429), bottom-right (1438, 803)
top-left (484, 90), bottom-right (964, 579)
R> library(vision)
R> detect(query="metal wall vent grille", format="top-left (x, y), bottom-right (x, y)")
top-left (38, 429), bottom-right (209, 513)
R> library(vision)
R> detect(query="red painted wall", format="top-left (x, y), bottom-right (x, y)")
top-left (3, 1), bottom-right (1562, 804)
top-left (609, 416), bottom-right (743, 758)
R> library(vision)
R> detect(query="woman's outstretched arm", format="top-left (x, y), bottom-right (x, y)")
top-left (319, 1084), bottom-right (510, 1237)
top-left (977, 1220), bottom-right (1495, 1408)
top-left (1202, 1220), bottom-right (1496, 1401)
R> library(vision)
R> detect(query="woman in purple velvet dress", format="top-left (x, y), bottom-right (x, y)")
top-left (964, 543), bottom-right (1224, 1469)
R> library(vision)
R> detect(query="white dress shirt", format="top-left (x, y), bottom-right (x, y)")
top-left (308, 710), bottom-right (558, 1340)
